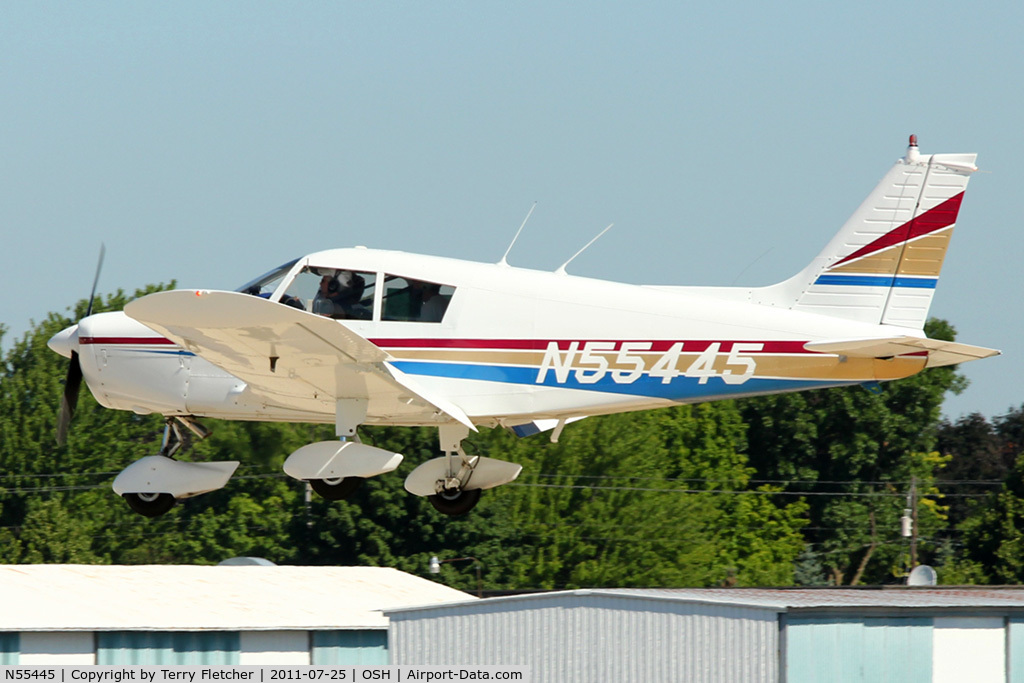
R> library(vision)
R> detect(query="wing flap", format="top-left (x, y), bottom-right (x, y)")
top-left (804, 336), bottom-right (1000, 368)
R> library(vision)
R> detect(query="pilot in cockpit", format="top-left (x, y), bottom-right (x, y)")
top-left (313, 269), bottom-right (368, 319)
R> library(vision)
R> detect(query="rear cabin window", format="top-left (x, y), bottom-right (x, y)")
top-left (381, 275), bottom-right (454, 323)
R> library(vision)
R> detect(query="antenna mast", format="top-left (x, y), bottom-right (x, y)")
top-left (555, 224), bottom-right (613, 275)
top-left (498, 202), bottom-right (537, 266)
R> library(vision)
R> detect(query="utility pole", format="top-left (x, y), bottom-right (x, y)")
top-left (902, 476), bottom-right (919, 573)
top-left (429, 556), bottom-right (483, 597)
top-left (910, 476), bottom-right (918, 568)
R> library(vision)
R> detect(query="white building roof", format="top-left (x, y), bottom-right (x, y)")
top-left (0, 564), bottom-right (472, 632)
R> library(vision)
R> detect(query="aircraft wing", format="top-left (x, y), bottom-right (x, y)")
top-left (124, 290), bottom-right (475, 429)
top-left (804, 336), bottom-right (1000, 368)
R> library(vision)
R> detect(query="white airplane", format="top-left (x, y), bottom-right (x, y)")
top-left (48, 136), bottom-right (999, 518)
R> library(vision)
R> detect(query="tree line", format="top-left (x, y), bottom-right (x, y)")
top-left (0, 286), bottom-right (1020, 590)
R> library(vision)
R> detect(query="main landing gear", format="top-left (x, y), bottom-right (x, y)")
top-left (428, 487), bottom-right (483, 516)
top-left (403, 423), bottom-right (522, 516)
top-left (281, 398), bottom-right (404, 502)
top-left (282, 437), bottom-right (403, 500)
top-left (308, 476), bottom-right (363, 501)
top-left (283, 422), bottom-right (521, 516)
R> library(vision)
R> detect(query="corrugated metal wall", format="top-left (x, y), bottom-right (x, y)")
top-left (389, 594), bottom-right (779, 683)
top-left (0, 633), bottom-right (16, 664)
top-left (1, 629), bottom-right (388, 665)
top-left (1010, 617), bottom-right (1024, 683)
top-left (96, 631), bottom-right (241, 664)
top-left (312, 630), bottom-right (388, 665)
top-left (784, 616), bottom-right (932, 683)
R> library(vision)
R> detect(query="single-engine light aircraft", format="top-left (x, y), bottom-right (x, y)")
top-left (48, 137), bottom-right (999, 517)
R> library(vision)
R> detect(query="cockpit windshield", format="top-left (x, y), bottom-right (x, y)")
top-left (235, 258), bottom-right (299, 297)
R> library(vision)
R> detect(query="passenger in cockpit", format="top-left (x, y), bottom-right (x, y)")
top-left (313, 270), bottom-right (367, 319)
top-left (419, 283), bottom-right (445, 322)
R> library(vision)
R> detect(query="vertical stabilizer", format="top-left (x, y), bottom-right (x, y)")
top-left (753, 136), bottom-right (977, 329)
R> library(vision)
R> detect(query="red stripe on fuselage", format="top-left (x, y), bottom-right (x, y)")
top-left (76, 335), bottom-right (925, 358)
top-left (79, 336), bottom-right (176, 345)
top-left (369, 339), bottom-right (813, 354)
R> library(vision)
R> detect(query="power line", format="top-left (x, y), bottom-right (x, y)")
top-left (0, 476), bottom-right (996, 498)
top-left (0, 465), bottom-right (1007, 487)
top-left (529, 472), bottom-right (1004, 488)
top-left (509, 481), bottom-right (993, 498)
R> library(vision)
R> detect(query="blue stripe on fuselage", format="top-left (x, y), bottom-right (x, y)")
top-left (813, 274), bottom-right (937, 289)
top-left (388, 360), bottom-right (849, 402)
top-left (122, 348), bottom-right (196, 357)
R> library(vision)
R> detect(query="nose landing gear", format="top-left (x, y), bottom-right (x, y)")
top-left (113, 417), bottom-right (237, 518)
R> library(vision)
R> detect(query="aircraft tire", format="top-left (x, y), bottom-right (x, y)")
top-left (309, 476), bottom-right (363, 501)
top-left (428, 487), bottom-right (482, 516)
top-left (123, 492), bottom-right (176, 518)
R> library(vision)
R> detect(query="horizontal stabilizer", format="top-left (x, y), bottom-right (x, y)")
top-left (804, 336), bottom-right (1000, 368)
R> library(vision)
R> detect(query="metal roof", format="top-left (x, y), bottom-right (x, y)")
top-left (386, 586), bottom-right (1024, 617)
top-left (604, 587), bottom-right (1024, 611)
top-left (0, 564), bottom-right (472, 632)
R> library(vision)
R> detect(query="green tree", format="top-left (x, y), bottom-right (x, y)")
top-left (952, 453), bottom-right (1024, 584)
top-left (452, 403), bottom-right (808, 589)
top-left (737, 319), bottom-right (964, 584)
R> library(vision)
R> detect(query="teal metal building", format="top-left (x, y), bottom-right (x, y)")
top-left (386, 587), bottom-right (1024, 682)
top-left (0, 564), bottom-right (470, 665)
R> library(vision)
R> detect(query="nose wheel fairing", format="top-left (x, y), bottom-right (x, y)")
top-left (111, 417), bottom-right (235, 517)
top-left (112, 456), bottom-right (239, 500)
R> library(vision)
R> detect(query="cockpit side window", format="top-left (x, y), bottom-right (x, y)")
top-left (283, 266), bottom-right (376, 320)
top-left (381, 275), bottom-right (454, 323)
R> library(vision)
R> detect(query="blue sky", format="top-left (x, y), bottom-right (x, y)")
top-left (1, 2), bottom-right (1019, 420)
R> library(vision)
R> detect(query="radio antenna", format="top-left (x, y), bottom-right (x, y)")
top-left (555, 223), bottom-right (613, 275)
top-left (498, 202), bottom-right (537, 267)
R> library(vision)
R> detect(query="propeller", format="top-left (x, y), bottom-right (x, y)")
top-left (56, 244), bottom-right (105, 446)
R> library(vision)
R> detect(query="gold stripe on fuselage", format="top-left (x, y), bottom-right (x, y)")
top-left (386, 348), bottom-right (926, 382)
